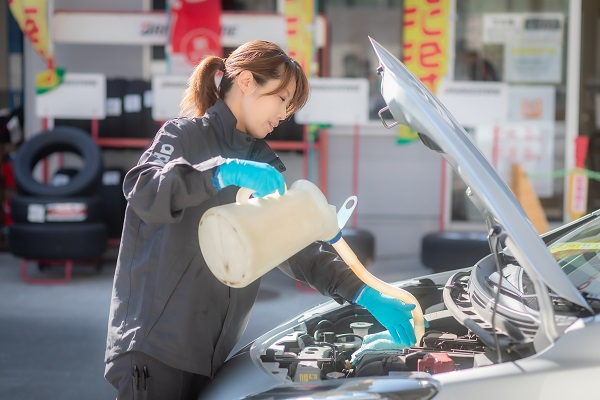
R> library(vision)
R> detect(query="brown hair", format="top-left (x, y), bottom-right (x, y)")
top-left (180, 40), bottom-right (310, 118)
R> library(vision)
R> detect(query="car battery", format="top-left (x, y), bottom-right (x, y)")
top-left (417, 352), bottom-right (455, 374)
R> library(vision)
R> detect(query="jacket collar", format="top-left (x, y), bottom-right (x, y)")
top-left (207, 99), bottom-right (286, 172)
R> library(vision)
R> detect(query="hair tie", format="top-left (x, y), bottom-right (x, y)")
top-left (220, 58), bottom-right (227, 72)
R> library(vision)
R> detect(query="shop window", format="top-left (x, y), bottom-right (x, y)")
top-left (449, 0), bottom-right (569, 225)
top-left (323, 0), bottom-right (403, 121)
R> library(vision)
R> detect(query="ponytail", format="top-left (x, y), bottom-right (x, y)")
top-left (180, 56), bottom-right (224, 117)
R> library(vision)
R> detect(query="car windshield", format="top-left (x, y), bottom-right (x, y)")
top-left (547, 219), bottom-right (600, 297)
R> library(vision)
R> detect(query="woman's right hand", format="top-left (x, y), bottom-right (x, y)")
top-left (213, 158), bottom-right (285, 198)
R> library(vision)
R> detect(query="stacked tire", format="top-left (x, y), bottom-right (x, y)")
top-left (420, 231), bottom-right (491, 272)
top-left (8, 127), bottom-right (108, 269)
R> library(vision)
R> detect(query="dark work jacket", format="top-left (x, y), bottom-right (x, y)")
top-left (104, 99), bottom-right (364, 377)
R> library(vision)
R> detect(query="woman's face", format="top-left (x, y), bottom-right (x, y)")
top-left (238, 76), bottom-right (296, 139)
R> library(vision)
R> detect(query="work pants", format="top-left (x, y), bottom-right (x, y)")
top-left (104, 351), bottom-right (210, 400)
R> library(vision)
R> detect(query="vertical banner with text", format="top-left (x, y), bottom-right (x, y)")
top-left (8, 0), bottom-right (63, 92)
top-left (285, 0), bottom-right (317, 181)
top-left (169, 0), bottom-right (222, 75)
top-left (284, 0), bottom-right (315, 76)
top-left (399, 0), bottom-right (450, 144)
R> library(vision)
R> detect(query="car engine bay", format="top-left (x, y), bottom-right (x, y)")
top-left (257, 258), bottom-right (585, 383)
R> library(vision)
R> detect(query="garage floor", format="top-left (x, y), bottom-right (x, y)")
top-left (0, 249), bottom-right (431, 400)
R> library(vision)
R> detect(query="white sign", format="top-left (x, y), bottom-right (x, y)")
top-left (295, 78), bottom-right (369, 125)
top-left (482, 13), bottom-right (522, 44)
top-left (53, 12), bottom-right (327, 48)
top-left (36, 73), bottom-right (106, 119)
top-left (437, 80), bottom-right (508, 126)
top-left (483, 12), bottom-right (564, 44)
top-left (151, 75), bottom-right (188, 121)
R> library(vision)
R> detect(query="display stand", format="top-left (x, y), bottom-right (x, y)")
top-left (18, 73), bottom-right (107, 284)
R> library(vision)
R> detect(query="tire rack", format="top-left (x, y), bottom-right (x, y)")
top-left (15, 120), bottom-right (108, 284)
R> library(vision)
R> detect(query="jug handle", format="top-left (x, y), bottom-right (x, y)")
top-left (235, 184), bottom-right (288, 204)
top-left (236, 187), bottom-right (255, 204)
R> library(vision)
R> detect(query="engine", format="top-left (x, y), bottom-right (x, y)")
top-left (257, 275), bottom-right (536, 383)
top-left (259, 306), bottom-right (500, 382)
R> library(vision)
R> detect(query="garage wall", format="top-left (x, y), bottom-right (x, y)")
top-left (325, 129), bottom-right (442, 260)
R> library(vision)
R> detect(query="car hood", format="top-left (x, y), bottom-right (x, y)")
top-left (369, 36), bottom-right (589, 312)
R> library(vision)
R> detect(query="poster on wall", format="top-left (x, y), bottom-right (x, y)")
top-left (507, 85), bottom-right (556, 122)
top-left (437, 80), bottom-right (556, 197)
top-left (504, 42), bottom-right (562, 83)
top-left (475, 122), bottom-right (555, 197)
top-left (482, 12), bottom-right (564, 83)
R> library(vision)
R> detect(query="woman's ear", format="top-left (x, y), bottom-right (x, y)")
top-left (237, 70), bottom-right (255, 94)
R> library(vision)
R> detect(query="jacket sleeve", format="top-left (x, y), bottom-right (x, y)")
top-left (278, 241), bottom-right (365, 304)
top-left (123, 120), bottom-right (223, 224)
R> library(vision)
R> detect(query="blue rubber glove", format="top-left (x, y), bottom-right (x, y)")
top-left (354, 285), bottom-right (417, 346)
top-left (213, 158), bottom-right (285, 198)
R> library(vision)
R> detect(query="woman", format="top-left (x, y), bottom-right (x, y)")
top-left (104, 40), bottom-right (415, 399)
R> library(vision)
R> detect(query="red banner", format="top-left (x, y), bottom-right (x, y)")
top-left (169, 0), bottom-right (222, 73)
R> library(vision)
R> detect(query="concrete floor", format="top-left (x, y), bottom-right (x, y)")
top-left (0, 250), bottom-right (431, 400)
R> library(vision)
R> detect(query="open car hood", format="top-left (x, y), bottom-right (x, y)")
top-left (369, 37), bottom-right (588, 312)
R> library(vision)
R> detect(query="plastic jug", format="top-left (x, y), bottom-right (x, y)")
top-left (199, 178), bottom-right (426, 344)
top-left (198, 179), bottom-right (339, 288)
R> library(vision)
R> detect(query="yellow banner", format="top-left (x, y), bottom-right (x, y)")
top-left (9, 0), bottom-right (53, 68)
top-left (399, 0), bottom-right (450, 144)
top-left (284, 0), bottom-right (315, 77)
